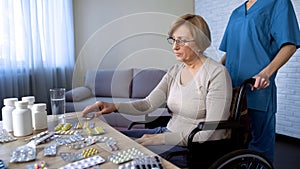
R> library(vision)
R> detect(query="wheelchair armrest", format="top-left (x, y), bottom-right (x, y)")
top-left (197, 120), bottom-right (239, 131)
top-left (166, 120), bottom-right (239, 166)
top-left (127, 116), bottom-right (171, 130)
top-left (187, 120), bottom-right (239, 149)
top-left (127, 121), bottom-right (146, 130)
top-left (127, 116), bottom-right (163, 130)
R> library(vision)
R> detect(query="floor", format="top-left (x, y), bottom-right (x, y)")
top-left (274, 134), bottom-right (300, 169)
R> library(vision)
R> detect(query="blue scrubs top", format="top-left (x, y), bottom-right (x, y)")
top-left (219, 0), bottom-right (300, 111)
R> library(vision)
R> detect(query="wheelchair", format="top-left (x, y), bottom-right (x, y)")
top-left (128, 78), bottom-right (274, 169)
top-left (208, 149), bottom-right (274, 169)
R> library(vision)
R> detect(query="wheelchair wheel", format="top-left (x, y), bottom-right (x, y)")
top-left (208, 149), bottom-right (274, 169)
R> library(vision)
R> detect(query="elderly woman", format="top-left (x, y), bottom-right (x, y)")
top-left (82, 14), bottom-right (232, 167)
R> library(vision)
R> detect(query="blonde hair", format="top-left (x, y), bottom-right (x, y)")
top-left (168, 14), bottom-right (211, 52)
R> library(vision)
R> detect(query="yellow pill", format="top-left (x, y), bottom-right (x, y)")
top-left (77, 122), bottom-right (82, 129)
top-left (54, 124), bottom-right (64, 131)
top-left (62, 123), bottom-right (71, 131)
top-left (86, 128), bottom-right (94, 135)
top-left (84, 122), bottom-right (89, 128)
top-left (95, 127), bottom-right (103, 134)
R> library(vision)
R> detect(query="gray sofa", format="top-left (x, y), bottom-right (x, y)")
top-left (65, 68), bottom-right (169, 130)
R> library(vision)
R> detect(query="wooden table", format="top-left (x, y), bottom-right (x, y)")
top-left (0, 112), bottom-right (179, 169)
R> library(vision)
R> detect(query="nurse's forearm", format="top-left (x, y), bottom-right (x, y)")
top-left (261, 44), bottom-right (297, 78)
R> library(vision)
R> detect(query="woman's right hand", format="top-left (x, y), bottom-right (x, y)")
top-left (81, 101), bottom-right (117, 117)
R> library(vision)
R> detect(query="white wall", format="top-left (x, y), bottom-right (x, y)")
top-left (195, 0), bottom-right (300, 138)
top-left (72, 0), bottom-right (194, 87)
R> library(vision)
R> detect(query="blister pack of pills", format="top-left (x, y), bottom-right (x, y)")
top-left (38, 134), bottom-right (59, 145)
top-left (27, 131), bottom-right (58, 145)
top-left (105, 137), bottom-right (119, 151)
top-left (86, 126), bottom-right (105, 135)
top-left (60, 147), bottom-right (99, 162)
top-left (10, 145), bottom-right (36, 163)
top-left (0, 129), bottom-right (16, 143)
top-left (59, 155), bottom-right (105, 169)
top-left (35, 132), bottom-right (55, 145)
top-left (117, 156), bottom-right (164, 169)
top-left (44, 144), bottom-right (57, 156)
top-left (88, 135), bottom-right (110, 142)
top-left (55, 132), bottom-right (85, 146)
top-left (0, 159), bottom-right (8, 169)
top-left (55, 123), bottom-right (72, 131)
top-left (86, 135), bottom-right (119, 151)
top-left (108, 147), bottom-right (146, 164)
top-left (80, 147), bottom-right (99, 158)
top-left (68, 137), bottom-right (98, 149)
top-left (25, 131), bottom-right (49, 142)
top-left (59, 152), bottom-right (83, 162)
top-left (55, 130), bottom-right (79, 135)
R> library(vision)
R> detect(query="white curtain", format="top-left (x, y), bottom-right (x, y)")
top-left (0, 0), bottom-right (74, 116)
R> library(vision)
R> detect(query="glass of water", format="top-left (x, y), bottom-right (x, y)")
top-left (49, 88), bottom-right (65, 119)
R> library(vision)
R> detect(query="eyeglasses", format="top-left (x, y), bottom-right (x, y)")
top-left (167, 37), bottom-right (195, 46)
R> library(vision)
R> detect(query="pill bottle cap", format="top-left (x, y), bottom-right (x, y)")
top-left (22, 96), bottom-right (35, 104)
top-left (15, 101), bottom-right (29, 108)
top-left (32, 103), bottom-right (47, 111)
top-left (3, 98), bottom-right (18, 106)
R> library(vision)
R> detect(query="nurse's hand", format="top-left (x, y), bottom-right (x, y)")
top-left (82, 101), bottom-right (117, 117)
top-left (252, 73), bottom-right (270, 90)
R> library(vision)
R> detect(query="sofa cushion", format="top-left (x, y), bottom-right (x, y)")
top-left (132, 68), bottom-right (166, 98)
top-left (84, 69), bottom-right (133, 98)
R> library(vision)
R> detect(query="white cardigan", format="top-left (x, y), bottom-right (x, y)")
top-left (117, 58), bottom-right (232, 146)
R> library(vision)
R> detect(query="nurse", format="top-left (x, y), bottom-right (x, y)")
top-left (219, 0), bottom-right (300, 163)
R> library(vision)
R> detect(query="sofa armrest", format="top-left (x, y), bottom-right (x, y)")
top-left (65, 87), bottom-right (92, 102)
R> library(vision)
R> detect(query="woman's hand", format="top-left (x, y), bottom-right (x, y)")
top-left (135, 134), bottom-right (164, 146)
top-left (81, 101), bottom-right (117, 117)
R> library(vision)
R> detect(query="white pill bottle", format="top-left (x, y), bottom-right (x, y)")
top-left (31, 103), bottom-right (48, 130)
top-left (22, 96), bottom-right (35, 109)
top-left (1, 98), bottom-right (18, 132)
top-left (12, 101), bottom-right (33, 136)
